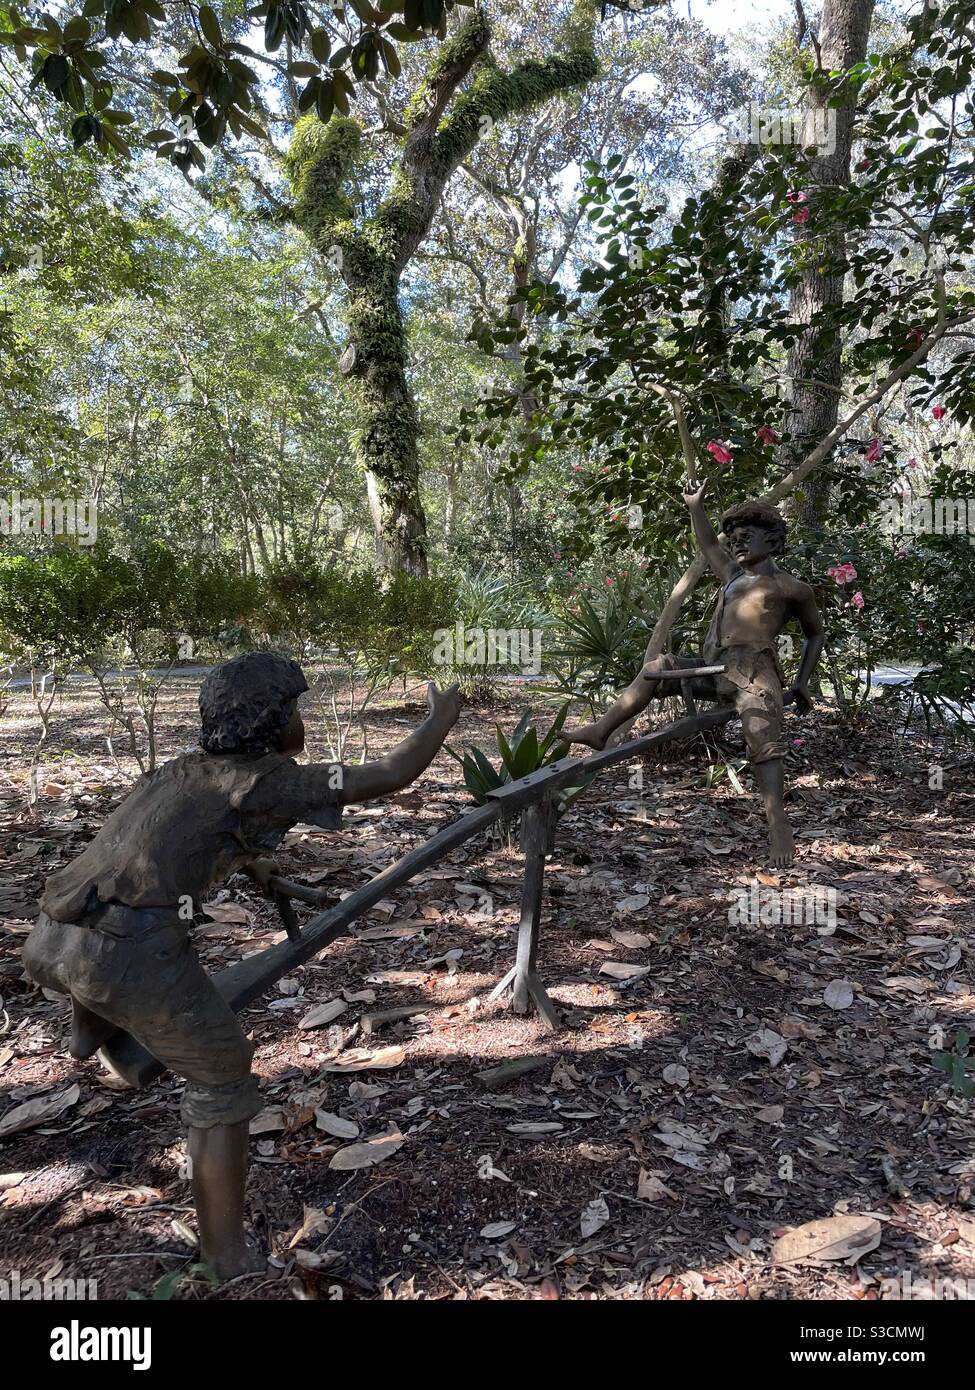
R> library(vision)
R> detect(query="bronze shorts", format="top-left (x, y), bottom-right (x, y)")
top-left (23, 906), bottom-right (261, 1128)
top-left (652, 648), bottom-right (786, 765)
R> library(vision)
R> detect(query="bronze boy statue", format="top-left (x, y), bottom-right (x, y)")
top-left (564, 482), bottom-right (824, 867)
top-left (23, 653), bottom-right (460, 1279)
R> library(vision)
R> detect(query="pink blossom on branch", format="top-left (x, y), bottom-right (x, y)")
top-left (851, 591), bottom-right (865, 610)
top-left (932, 405), bottom-right (946, 421)
top-left (706, 440), bottom-right (734, 465)
top-left (865, 438), bottom-right (883, 464)
top-left (826, 562), bottom-right (858, 585)
top-left (756, 425), bottom-right (778, 446)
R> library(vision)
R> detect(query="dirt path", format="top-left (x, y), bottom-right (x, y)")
top-left (1, 679), bottom-right (974, 1300)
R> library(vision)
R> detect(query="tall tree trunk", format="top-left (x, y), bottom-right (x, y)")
top-left (785, 0), bottom-right (875, 527)
top-left (286, 5), bottom-right (599, 575)
top-left (345, 263), bottom-right (429, 574)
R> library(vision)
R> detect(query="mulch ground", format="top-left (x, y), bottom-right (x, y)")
top-left (1, 673), bottom-right (974, 1301)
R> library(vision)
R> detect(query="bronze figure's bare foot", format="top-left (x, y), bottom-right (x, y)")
top-left (208, 1241), bottom-right (265, 1282)
top-left (767, 818), bottom-right (795, 868)
top-left (562, 723), bottom-right (608, 751)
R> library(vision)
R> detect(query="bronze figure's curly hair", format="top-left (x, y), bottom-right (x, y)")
top-left (199, 652), bottom-right (309, 755)
top-left (719, 499), bottom-right (788, 556)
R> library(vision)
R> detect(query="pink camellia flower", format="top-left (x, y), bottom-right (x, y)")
top-left (826, 561), bottom-right (858, 585)
top-left (907, 329), bottom-right (924, 347)
top-left (706, 440), bottom-right (734, 465)
top-left (756, 425), bottom-right (778, 446)
top-left (895, 546), bottom-right (909, 559)
top-left (793, 205), bottom-right (810, 225)
top-left (865, 438), bottom-right (883, 464)
top-left (786, 190), bottom-right (807, 204)
top-left (856, 157), bottom-right (873, 171)
top-left (851, 590), bottom-right (865, 610)
top-left (606, 578), bottom-right (614, 587)
top-left (932, 405), bottom-right (946, 421)
top-left (791, 738), bottom-right (805, 749)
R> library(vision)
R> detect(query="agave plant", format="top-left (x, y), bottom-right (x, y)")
top-left (447, 703), bottom-right (597, 821)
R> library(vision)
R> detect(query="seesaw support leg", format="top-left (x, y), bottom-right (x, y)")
top-left (490, 796), bottom-right (560, 1031)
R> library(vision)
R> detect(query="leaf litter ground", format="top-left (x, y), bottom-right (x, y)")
top-left (1, 676), bottom-right (974, 1301)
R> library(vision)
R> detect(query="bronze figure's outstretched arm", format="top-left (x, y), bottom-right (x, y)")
top-left (340, 681), bottom-right (461, 803)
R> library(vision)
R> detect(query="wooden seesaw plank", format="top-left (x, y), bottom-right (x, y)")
top-left (97, 700), bottom-right (744, 1086)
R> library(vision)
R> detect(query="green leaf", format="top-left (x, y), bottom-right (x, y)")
top-left (42, 54), bottom-right (69, 93)
top-left (315, 77), bottom-right (334, 122)
top-left (379, 37), bottom-right (400, 78)
top-left (298, 75), bottom-right (320, 111)
top-left (63, 15), bottom-right (93, 43)
top-left (310, 28), bottom-right (331, 63)
top-left (199, 3), bottom-right (223, 47)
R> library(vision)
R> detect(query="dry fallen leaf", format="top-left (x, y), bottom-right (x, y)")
top-left (288, 1205), bottom-right (331, 1249)
top-left (615, 894), bottom-right (650, 914)
top-left (954, 1216), bottom-right (975, 1249)
top-left (480, 1221), bottom-right (517, 1239)
top-left (581, 1196), bottom-right (610, 1238)
top-left (171, 1218), bottom-right (198, 1249)
top-left (314, 1110), bottom-right (360, 1140)
top-left (755, 1104), bottom-right (784, 1124)
top-left (772, 1215), bottom-right (881, 1266)
top-left (298, 999), bottom-right (348, 1030)
top-left (201, 901), bottom-right (253, 925)
top-left (506, 1121), bottom-right (563, 1135)
top-left (745, 1028), bottom-right (787, 1067)
top-left (329, 1127), bottom-right (404, 1171)
top-left (0, 1084), bottom-right (80, 1139)
top-left (249, 1107), bottom-right (287, 1136)
top-left (599, 961), bottom-right (651, 982)
top-left (779, 1014), bottom-right (824, 1041)
top-left (882, 975), bottom-right (931, 995)
top-left (637, 1169), bottom-right (678, 1202)
top-left (322, 1045), bottom-right (405, 1073)
top-left (611, 928), bottom-right (653, 950)
top-left (823, 979), bottom-right (854, 1010)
